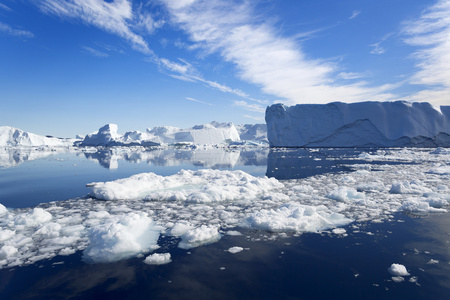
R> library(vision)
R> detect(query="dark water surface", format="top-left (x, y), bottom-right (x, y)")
top-left (0, 147), bottom-right (449, 299)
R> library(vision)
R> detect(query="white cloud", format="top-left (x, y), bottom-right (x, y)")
top-left (337, 72), bottom-right (366, 80)
top-left (162, 0), bottom-right (397, 105)
top-left (242, 114), bottom-right (264, 121)
top-left (349, 10), bottom-right (360, 20)
top-left (81, 45), bottom-right (109, 57)
top-left (40, 0), bottom-right (152, 54)
top-left (370, 42), bottom-right (385, 54)
top-left (0, 22), bottom-right (34, 38)
top-left (233, 100), bottom-right (265, 113)
top-left (186, 97), bottom-right (213, 106)
top-left (0, 3), bottom-right (12, 11)
top-left (403, 0), bottom-right (450, 88)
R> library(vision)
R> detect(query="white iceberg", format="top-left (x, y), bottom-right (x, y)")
top-left (0, 126), bottom-right (74, 147)
top-left (266, 101), bottom-right (450, 147)
top-left (388, 263), bottom-right (410, 276)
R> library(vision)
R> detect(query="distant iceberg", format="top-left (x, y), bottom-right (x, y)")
top-left (1, 122), bottom-right (267, 148)
top-left (80, 122), bottom-right (266, 147)
top-left (266, 101), bottom-right (450, 147)
top-left (0, 126), bottom-right (74, 147)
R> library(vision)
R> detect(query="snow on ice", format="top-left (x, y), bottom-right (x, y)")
top-left (266, 101), bottom-right (450, 147)
top-left (388, 263), bottom-right (410, 276)
top-left (144, 253), bottom-right (172, 265)
top-left (0, 148), bottom-right (449, 269)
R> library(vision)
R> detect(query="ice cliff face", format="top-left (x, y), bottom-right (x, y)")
top-left (266, 101), bottom-right (450, 147)
top-left (0, 126), bottom-right (73, 147)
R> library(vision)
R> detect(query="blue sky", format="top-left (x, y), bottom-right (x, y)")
top-left (1, 0), bottom-right (449, 137)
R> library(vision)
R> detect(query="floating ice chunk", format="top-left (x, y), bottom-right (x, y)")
top-left (332, 228), bottom-right (347, 235)
top-left (226, 230), bottom-right (243, 236)
top-left (144, 253), bottom-right (172, 265)
top-left (33, 222), bottom-right (61, 238)
top-left (401, 199), bottom-right (447, 214)
top-left (0, 245), bottom-right (18, 260)
top-left (388, 263), bottom-right (410, 276)
top-left (178, 225), bottom-right (221, 249)
top-left (389, 181), bottom-right (430, 195)
top-left (428, 166), bottom-right (450, 175)
top-left (83, 212), bottom-right (160, 263)
top-left (427, 259), bottom-right (439, 264)
top-left (0, 204), bottom-right (7, 215)
top-left (430, 148), bottom-right (450, 155)
top-left (243, 203), bottom-right (353, 233)
top-left (391, 276), bottom-right (405, 283)
top-left (14, 208), bottom-right (52, 227)
top-left (88, 169), bottom-right (283, 202)
top-left (326, 187), bottom-right (365, 202)
top-left (228, 246), bottom-right (244, 254)
top-left (0, 230), bottom-right (15, 242)
top-left (168, 221), bottom-right (194, 237)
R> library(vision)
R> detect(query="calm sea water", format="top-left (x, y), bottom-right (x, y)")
top-left (1, 147), bottom-right (449, 299)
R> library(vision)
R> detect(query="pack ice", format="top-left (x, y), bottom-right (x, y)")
top-left (266, 101), bottom-right (450, 147)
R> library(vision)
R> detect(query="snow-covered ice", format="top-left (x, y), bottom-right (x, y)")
top-left (144, 253), bottom-right (172, 265)
top-left (0, 126), bottom-right (75, 147)
top-left (266, 101), bottom-right (450, 147)
top-left (388, 263), bottom-right (410, 276)
top-left (228, 246), bottom-right (244, 254)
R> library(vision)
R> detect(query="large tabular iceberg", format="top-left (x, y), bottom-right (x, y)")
top-left (266, 101), bottom-right (450, 147)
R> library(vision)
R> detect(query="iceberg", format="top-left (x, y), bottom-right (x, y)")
top-left (0, 126), bottom-right (74, 147)
top-left (146, 122), bottom-right (241, 145)
top-left (266, 101), bottom-right (450, 147)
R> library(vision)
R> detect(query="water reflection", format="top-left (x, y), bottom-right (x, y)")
top-left (266, 148), bottom-right (365, 179)
top-left (0, 147), bottom-right (269, 170)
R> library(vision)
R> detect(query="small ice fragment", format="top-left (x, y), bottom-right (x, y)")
top-left (391, 276), bottom-right (405, 283)
top-left (228, 246), bottom-right (244, 254)
top-left (427, 259), bottom-right (439, 264)
top-left (226, 230), bottom-right (242, 236)
top-left (144, 253), bottom-right (172, 265)
top-left (388, 263), bottom-right (410, 276)
top-left (178, 225), bottom-right (221, 249)
top-left (332, 228), bottom-right (346, 235)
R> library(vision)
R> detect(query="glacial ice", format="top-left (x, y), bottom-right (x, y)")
top-left (266, 101), bottom-right (450, 147)
top-left (0, 126), bottom-right (75, 147)
top-left (388, 263), bottom-right (410, 276)
top-left (0, 148), bottom-right (449, 269)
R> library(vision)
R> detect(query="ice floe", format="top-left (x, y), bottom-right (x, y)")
top-left (0, 148), bottom-right (449, 269)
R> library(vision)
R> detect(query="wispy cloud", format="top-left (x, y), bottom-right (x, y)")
top-left (186, 97), bottom-right (213, 106)
top-left (370, 42), bottom-right (385, 54)
top-left (81, 45), bottom-right (109, 58)
top-left (337, 72), bottom-right (366, 80)
top-left (242, 114), bottom-right (264, 121)
top-left (349, 10), bottom-right (360, 20)
top-left (0, 22), bottom-right (34, 38)
top-left (369, 33), bottom-right (393, 55)
top-left (233, 100), bottom-right (265, 113)
top-left (39, 0), bottom-right (153, 54)
top-left (162, 0), bottom-right (397, 105)
top-left (403, 0), bottom-right (450, 101)
top-left (0, 3), bottom-right (12, 11)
